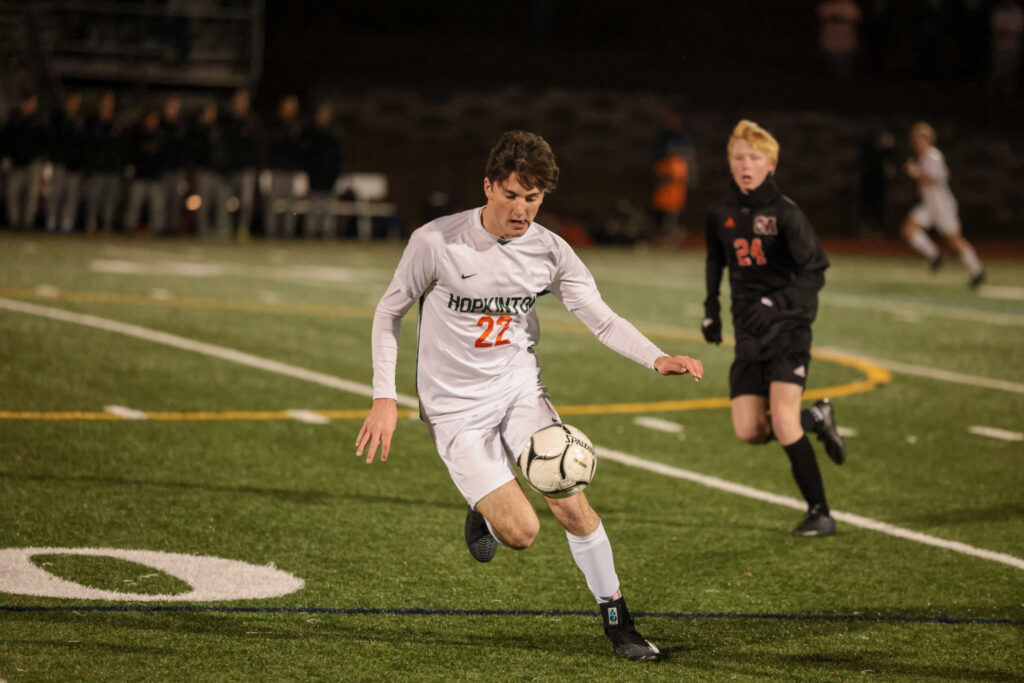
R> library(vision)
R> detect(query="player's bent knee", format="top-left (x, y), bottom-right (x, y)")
top-left (501, 516), bottom-right (540, 550)
top-left (734, 424), bottom-right (767, 444)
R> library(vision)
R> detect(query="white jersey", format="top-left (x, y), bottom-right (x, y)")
top-left (371, 207), bottom-right (666, 422)
top-left (909, 146), bottom-right (960, 234)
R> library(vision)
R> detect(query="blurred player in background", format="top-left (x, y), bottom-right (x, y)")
top-left (264, 94), bottom-right (303, 239)
top-left (900, 122), bottom-right (985, 289)
top-left (221, 89), bottom-right (260, 241)
top-left (45, 92), bottom-right (86, 234)
top-left (702, 120), bottom-right (846, 537)
top-left (356, 130), bottom-right (705, 661)
top-left (83, 91), bottom-right (124, 234)
top-left (299, 102), bottom-right (344, 239)
top-left (2, 90), bottom-right (47, 230)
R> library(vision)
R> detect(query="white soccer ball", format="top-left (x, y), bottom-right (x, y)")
top-left (518, 424), bottom-right (597, 498)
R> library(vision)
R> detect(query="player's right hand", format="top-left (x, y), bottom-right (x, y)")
top-left (654, 355), bottom-right (703, 381)
top-left (355, 398), bottom-right (398, 464)
top-left (701, 316), bottom-right (722, 344)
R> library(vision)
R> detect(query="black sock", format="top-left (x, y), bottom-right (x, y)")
top-left (783, 435), bottom-right (829, 514)
top-left (800, 406), bottom-right (823, 433)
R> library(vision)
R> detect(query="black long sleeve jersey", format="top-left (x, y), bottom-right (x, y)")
top-left (705, 176), bottom-right (829, 358)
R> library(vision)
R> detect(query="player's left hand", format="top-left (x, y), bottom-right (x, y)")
top-left (654, 355), bottom-right (703, 381)
top-left (745, 296), bottom-right (781, 335)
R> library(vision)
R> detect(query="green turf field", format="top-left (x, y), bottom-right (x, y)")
top-left (1, 234), bottom-right (1021, 681)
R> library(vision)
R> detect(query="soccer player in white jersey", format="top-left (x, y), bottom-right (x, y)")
top-left (356, 131), bottom-right (704, 662)
top-left (900, 122), bottom-right (985, 289)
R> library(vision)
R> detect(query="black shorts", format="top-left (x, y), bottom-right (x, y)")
top-left (729, 350), bottom-right (811, 398)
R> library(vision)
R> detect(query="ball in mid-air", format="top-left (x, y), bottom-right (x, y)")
top-left (518, 424), bottom-right (596, 498)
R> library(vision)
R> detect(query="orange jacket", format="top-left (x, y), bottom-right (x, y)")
top-left (652, 153), bottom-right (688, 212)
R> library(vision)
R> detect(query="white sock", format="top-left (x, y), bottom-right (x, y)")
top-left (484, 517), bottom-right (502, 545)
top-left (566, 522), bottom-right (620, 603)
top-left (908, 229), bottom-right (940, 259)
top-left (959, 245), bottom-right (982, 275)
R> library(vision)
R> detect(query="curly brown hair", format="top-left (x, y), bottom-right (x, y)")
top-left (484, 130), bottom-right (559, 193)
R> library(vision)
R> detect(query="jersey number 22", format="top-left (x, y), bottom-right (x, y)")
top-left (476, 315), bottom-right (512, 347)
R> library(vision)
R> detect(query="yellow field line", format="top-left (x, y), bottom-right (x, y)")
top-left (0, 287), bottom-right (891, 421)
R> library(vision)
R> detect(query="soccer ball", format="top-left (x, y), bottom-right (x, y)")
top-left (518, 424), bottom-right (597, 498)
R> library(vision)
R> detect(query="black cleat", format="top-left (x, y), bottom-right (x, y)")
top-left (813, 398), bottom-right (846, 465)
top-left (600, 597), bottom-right (664, 662)
top-left (464, 506), bottom-right (497, 562)
top-left (929, 253), bottom-right (944, 272)
top-left (968, 271), bottom-right (986, 290)
top-left (792, 504), bottom-right (836, 537)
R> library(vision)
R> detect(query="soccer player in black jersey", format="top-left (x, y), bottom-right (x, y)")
top-left (701, 120), bottom-right (847, 537)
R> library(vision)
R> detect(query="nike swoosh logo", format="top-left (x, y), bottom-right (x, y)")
top-left (460, 273), bottom-right (476, 279)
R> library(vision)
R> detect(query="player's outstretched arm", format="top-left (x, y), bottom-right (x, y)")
top-left (355, 398), bottom-right (398, 463)
top-left (654, 355), bottom-right (703, 381)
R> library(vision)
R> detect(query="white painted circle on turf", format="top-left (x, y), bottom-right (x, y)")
top-left (0, 547), bottom-right (304, 601)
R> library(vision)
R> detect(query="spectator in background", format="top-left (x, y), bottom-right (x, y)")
top-left (161, 95), bottom-right (189, 234)
top-left (46, 92), bottom-right (87, 234)
top-left (650, 109), bottom-right (696, 244)
top-left (189, 100), bottom-right (229, 239)
top-left (653, 108), bottom-right (698, 188)
top-left (264, 94), bottom-right (303, 239)
top-left (83, 91), bottom-right (124, 234)
top-left (900, 122), bottom-right (985, 289)
top-left (817, 0), bottom-right (862, 80)
top-left (300, 102), bottom-right (344, 239)
top-left (2, 90), bottom-right (47, 230)
top-left (221, 88), bottom-right (260, 241)
top-left (991, 0), bottom-right (1024, 95)
top-left (651, 145), bottom-right (688, 245)
top-left (124, 108), bottom-right (169, 235)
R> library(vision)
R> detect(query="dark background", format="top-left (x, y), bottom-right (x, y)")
top-left (250, 1), bottom-right (1024, 241)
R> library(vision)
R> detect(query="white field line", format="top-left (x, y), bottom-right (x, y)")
top-left (967, 425), bottom-right (1023, 442)
top-left (594, 446), bottom-right (1024, 572)
top-left (104, 405), bottom-right (148, 420)
top-left (980, 285), bottom-right (1024, 301)
top-left (539, 310), bottom-right (1022, 397)
top-left (286, 410), bottom-right (331, 425)
top-left (89, 258), bottom-right (390, 292)
top-left (821, 349), bottom-right (1024, 395)
top-left (3, 297), bottom-right (1021, 572)
top-left (822, 293), bottom-right (1024, 327)
top-left (588, 267), bottom-right (1024, 327)
top-left (0, 298), bottom-right (418, 407)
top-left (633, 416), bottom-right (684, 434)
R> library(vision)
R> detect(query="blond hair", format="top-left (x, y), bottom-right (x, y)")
top-left (727, 119), bottom-right (780, 166)
top-left (910, 121), bottom-right (936, 145)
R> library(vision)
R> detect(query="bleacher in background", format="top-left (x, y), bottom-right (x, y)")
top-left (0, 0), bottom-right (263, 96)
top-left (1, 1), bottom-right (1020, 241)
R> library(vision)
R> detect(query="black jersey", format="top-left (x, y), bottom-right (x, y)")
top-left (705, 175), bottom-right (829, 359)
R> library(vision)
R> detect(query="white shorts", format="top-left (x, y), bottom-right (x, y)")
top-left (909, 199), bottom-right (961, 236)
top-left (426, 381), bottom-right (561, 509)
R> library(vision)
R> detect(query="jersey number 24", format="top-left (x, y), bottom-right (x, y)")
top-left (733, 238), bottom-right (767, 266)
